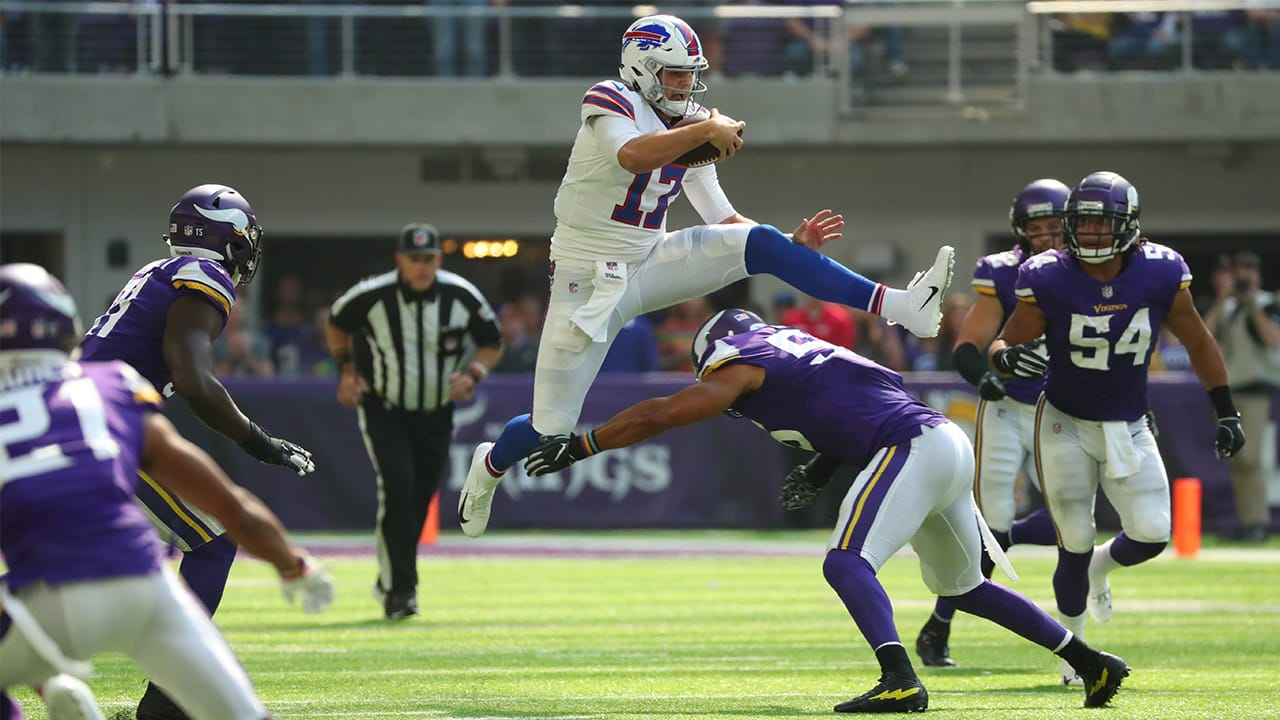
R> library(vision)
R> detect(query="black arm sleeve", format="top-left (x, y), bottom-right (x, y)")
top-left (952, 342), bottom-right (990, 387)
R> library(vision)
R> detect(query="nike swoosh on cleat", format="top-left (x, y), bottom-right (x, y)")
top-left (458, 493), bottom-right (471, 523)
top-left (918, 285), bottom-right (940, 311)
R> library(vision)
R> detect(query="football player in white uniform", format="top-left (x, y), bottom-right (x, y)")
top-left (914, 179), bottom-right (1067, 672)
top-left (458, 14), bottom-right (956, 537)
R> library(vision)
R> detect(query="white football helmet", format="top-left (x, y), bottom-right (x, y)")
top-left (619, 14), bottom-right (709, 118)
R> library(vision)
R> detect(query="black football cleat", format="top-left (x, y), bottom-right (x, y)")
top-left (835, 672), bottom-right (928, 713)
top-left (384, 592), bottom-right (419, 620)
top-left (1080, 652), bottom-right (1129, 708)
top-left (914, 621), bottom-right (956, 668)
top-left (136, 682), bottom-right (192, 720)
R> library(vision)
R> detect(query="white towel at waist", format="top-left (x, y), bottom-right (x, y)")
top-left (1102, 420), bottom-right (1141, 479)
top-left (568, 260), bottom-right (628, 344)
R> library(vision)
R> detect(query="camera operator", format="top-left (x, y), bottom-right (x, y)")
top-left (1204, 251), bottom-right (1280, 542)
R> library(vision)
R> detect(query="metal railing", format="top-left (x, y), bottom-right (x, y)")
top-left (1, 2), bottom-right (1276, 107)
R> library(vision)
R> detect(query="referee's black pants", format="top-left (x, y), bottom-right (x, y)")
top-left (357, 400), bottom-right (453, 597)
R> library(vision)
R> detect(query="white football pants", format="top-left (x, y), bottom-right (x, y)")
top-left (826, 422), bottom-right (986, 597)
top-left (0, 566), bottom-right (266, 720)
top-left (1034, 399), bottom-right (1170, 553)
top-left (973, 395), bottom-right (1042, 533)
top-left (534, 223), bottom-right (752, 435)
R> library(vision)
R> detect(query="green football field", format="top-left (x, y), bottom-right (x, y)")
top-left (9, 531), bottom-right (1280, 720)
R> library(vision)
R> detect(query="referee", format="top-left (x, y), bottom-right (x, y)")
top-left (326, 223), bottom-right (502, 619)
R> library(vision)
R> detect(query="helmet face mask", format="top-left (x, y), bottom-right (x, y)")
top-left (164, 184), bottom-right (264, 284)
top-left (1009, 178), bottom-right (1069, 256)
top-left (1063, 172), bottom-right (1141, 265)
top-left (0, 263), bottom-right (82, 373)
top-left (619, 14), bottom-right (709, 118)
top-left (690, 308), bottom-right (766, 377)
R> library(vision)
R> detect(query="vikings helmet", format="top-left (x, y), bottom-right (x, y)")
top-left (164, 184), bottom-right (263, 285)
top-left (619, 14), bottom-right (709, 118)
top-left (1063, 171), bottom-right (1141, 264)
top-left (690, 308), bottom-right (767, 376)
top-left (0, 263), bottom-right (82, 372)
top-left (1008, 178), bottom-right (1069, 254)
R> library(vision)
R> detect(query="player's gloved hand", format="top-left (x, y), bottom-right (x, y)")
top-left (977, 371), bottom-right (1008, 402)
top-left (241, 422), bottom-right (316, 476)
top-left (279, 554), bottom-right (336, 613)
top-left (1215, 415), bottom-right (1245, 459)
top-left (780, 453), bottom-right (840, 510)
top-left (525, 433), bottom-right (592, 477)
top-left (991, 342), bottom-right (1048, 380)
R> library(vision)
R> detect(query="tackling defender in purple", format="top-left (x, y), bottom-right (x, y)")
top-left (77, 184), bottom-right (316, 720)
top-left (0, 263), bottom-right (334, 720)
top-left (521, 308), bottom-right (1129, 713)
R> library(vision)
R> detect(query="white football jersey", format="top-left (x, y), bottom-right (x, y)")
top-left (551, 80), bottom-right (730, 264)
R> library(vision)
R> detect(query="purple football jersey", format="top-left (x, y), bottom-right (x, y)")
top-left (80, 257), bottom-right (236, 395)
top-left (702, 326), bottom-right (947, 469)
top-left (1016, 243), bottom-right (1191, 421)
top-left (0, 361), bottom-right (167, 592)
top-left (972, 245), bottom-right (1043, 405)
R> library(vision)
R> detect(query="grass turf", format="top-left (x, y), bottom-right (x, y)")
top-left (9, 531), bottom-right (1280, 719)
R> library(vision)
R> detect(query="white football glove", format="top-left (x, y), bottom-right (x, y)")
top-left (280, 555), bottom-right (336, 614)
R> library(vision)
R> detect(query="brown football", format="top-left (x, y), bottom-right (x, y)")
top-left (671, 113), bottom-right (743, 168)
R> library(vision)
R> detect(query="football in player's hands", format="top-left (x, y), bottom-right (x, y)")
top-left (671, 112), bottom-right (744, 168)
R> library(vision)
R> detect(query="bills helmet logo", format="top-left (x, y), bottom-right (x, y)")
top-left (623, 23), bottom-right (671, 52)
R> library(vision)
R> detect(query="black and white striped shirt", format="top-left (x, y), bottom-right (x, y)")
top-left (330, 269), bottom-right (501, 412)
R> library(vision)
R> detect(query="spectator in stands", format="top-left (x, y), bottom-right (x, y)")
top-left (1150, 326), bottom-right (1193, 372)
top-left (781, 0), bottom-right (908, 81)
top-left (783, 295), bottom-right (855, 349)
top-left (1244, 6), bottom-right (1280, 70)
top-left (1203, 251), bottom-right (1280, 542)
top-left (294, 306), bottom-right (338, 376)
top-left (656, 296), bottom-right (714, 373)
top-left (214, 305), bottom-right (274, 377)
top-left (770, 292), bottom-right (797, 324)
top-left (75, 0), bottom-right (136, 73)
top-left (600, 315), bottom-right (660, 373)
top-left (430, 0), bottom-right (491, 77)
top-left (264, 274), bottom-right (310, 375)
top-left (717, 0), bottom-right (787, 78)
top-left (493, 302), bottom-right (539, 373)
top-left (1049, 6), bottom-right (1112, 72)
top-left (1108, 12), bottom-right (1180, 71)
top-left (854, 311), bottom-right (907, 371)
top-left (1191, 10), bottom-right (1249, 69)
